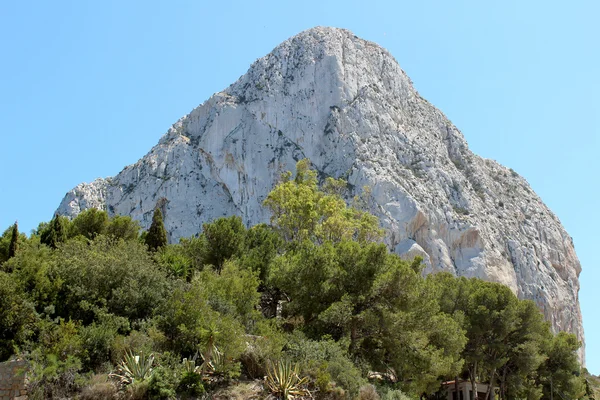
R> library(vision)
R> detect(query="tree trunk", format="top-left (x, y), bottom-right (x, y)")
top-left (455, 376), bottom-right (460, 400)
top-left (470, 362), bottom-right (478, 400)
top-left (499, 367), bottom-right (507, 400)
top-left (485, 367), bottom-right (496, 400)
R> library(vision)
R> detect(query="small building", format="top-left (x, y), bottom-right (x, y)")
top-left (441, 379), bottom-right (498, 400)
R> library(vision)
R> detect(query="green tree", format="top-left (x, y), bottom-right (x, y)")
top-left (467, 281), bottom-right (519, 399)
top-left (240, 223), bottom-right (284, 284)
top-left (27, 319), bottom-right (85, 398)
top-left (145, 207), bottom-right (168, 251)
top-left (538, 332), bottom-right (585, 400)
top-left (4, 237), bottom-right (61, 314)
top-left (270, 240), bottom-right (465, 394)
top-left (157, 277), bottom-right (246, 374)
top-left (195, 260), bottom-right (262, 330)
top-left (201, 215), bottom-right (246, 273)
top-left (106, 215), bottom-right (140, 241)
top-left (429, 275), bottom-right (523, 399)
top-left (0, 271), bottom-right (37, 360)
top-left (180, 235), bottom-right (207, 272)
top-left (0, 225), bottom-right (20, 265)
top-left (40, 214), bottom-right (69, 249)
top-left (264, 159), bottom-right (382, 244)
top-left (497, 300), bottom-right (549, 399)
top-left (55, 235), bottom-right (171, 322)
top-left (8, 221), bottom-right (19, 259)
top-left (70, 208), bottom-right (109, 239)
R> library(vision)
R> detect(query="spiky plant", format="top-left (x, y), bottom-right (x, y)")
top-left (199, 343), bottom-right (225, 375)
top-left (182, 356), bottom-right (201, 374)
top-left (110, 350), bottom-right (154, 386)
top-left (265, 360), bottom-right (310, 400)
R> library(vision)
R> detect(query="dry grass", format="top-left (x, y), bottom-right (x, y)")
top-left (357, 384), bottom-right (380, 400)
top-left (211, 380), bottom-right (266, 399)
top-left (78, 374), bottom-right (118, 400)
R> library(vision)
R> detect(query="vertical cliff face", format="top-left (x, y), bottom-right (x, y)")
top-left (57, 27), bottom-right (584, 360)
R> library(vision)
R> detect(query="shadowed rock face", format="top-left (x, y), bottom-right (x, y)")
top-left (57, 27), bottom-right (584, 361)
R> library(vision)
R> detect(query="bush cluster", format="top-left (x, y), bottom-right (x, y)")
top-left (0, 160), bottom-right (592, 400)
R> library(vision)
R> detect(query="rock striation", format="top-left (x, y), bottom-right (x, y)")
top-left (57, 27), bottom-right (584, 360)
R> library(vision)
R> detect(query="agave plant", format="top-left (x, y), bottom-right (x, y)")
top-left (265, 360), bottom-right (310, 400)
top-left (182, 356), bottom-right (201, 374)
top-left (199, 342), bottom-right (226, 375)
top-left (110, 350), bottom-right (155, 385)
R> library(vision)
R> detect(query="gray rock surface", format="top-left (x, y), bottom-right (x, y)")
top-left (57, 27), bottom-right (584, 361)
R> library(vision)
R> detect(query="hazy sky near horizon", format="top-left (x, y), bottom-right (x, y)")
top-left (1, 1), bottom-right (598, 373)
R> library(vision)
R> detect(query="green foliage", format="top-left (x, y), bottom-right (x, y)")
top-left (177, 371), bottom-right (205, 397)
top-left (239, 223), bottom-right (283, 283)
top-left (538, 331), bottom-right (585, 399)
top-left (111, 329), bottom-right (157, 365)
top-left (0, 224), bottom-right (27, 266)
top-left (179, 235), bottom-right (207, 272)
top-left (240, 320), bottom-right (286, 379)
top-left (40, 214), bottom-right (69, 249)
top-left (0, 271), bottom-right (37, 360)
top-left (70, 208), bottom-right (109, 239)
top-left (270, 240), bottom-right (465, 393)
top-left (156, 277), bottom-right (246, 374)
top-left (284, 332), bottom-right (365, 397)
top-left (106, 215), bottom-right (140, 241)
top-left (201, 215), bottom-right (246, 272)
top-left (55, 235), bottom-right (170, 322)
top-left (498, 300), bottom-right (549, 398)
top-left (79, 312), bottom-right (129, 370)
top-left (264, 159), bottom-right (382, 244)
top-left (428, 273), bottom-right (585, 400)
top-left (155, 244), bottom-right (194, 280)
top-left (146, 365), bottom-right (178, 399)
top-left (4, 238), bottom-right (61, 313)
top-left (0, 158), bottom-right (587, 400)
top-left (196, 260), bottom-right (262, 330)
top-left (27, 319), bottom-right (86, 399)
top-left (378, 387), bottom-right (416, 400)
top-left (8, 221), bottom-right (19, 258)
top-left (110, 350), bottom-right (155, 386)
top-left (265, 359), bottom-right (310, 400)
top-left (145, 207), bottom-right (168, 251)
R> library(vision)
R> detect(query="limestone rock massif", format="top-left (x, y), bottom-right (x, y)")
top-left (57, 27), bottom-right (584, 359)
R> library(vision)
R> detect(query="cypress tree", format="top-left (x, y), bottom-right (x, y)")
top-left (8, 221), bottom-right (18, 259)
top-left (41, 214), bottom-right (67, 249)
top-left (145, 207), bottom-right (168, 251)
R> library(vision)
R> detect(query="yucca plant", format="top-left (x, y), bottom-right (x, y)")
top-left (109, 350), bottom-right (154, 386)
top-left (265, 360), bottom-right (310, 400)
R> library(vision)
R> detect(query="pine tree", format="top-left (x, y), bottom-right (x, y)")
top-left (8, 222), bottom-right (18, 259)
top-left (145, 207), bottom-right (168, 251)
top-left (41, 214), bottom-right (67, 249)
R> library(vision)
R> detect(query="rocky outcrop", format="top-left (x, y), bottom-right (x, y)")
top-left (57, 27), bottom-right (584, 360)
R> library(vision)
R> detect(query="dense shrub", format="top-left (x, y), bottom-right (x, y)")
top-left (54, 236), bottom-right (171, 322)
top-left (0, 271), bottom-right (37, 360)
top-left (0, 161), bottom-right (586, 400)
top-left (284, 332), bottom-right (366, 398)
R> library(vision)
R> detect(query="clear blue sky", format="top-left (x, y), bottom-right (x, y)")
top-left (1, 1), bottom-right (598, 373)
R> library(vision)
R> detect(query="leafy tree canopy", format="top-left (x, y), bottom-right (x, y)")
top-left (264, 159), bottom-right (382, 244)
top-left (145, 207), bottom-right (168, 251)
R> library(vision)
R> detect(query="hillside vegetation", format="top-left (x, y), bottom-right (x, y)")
top-left (0, 160), bottom-right (594, 400)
